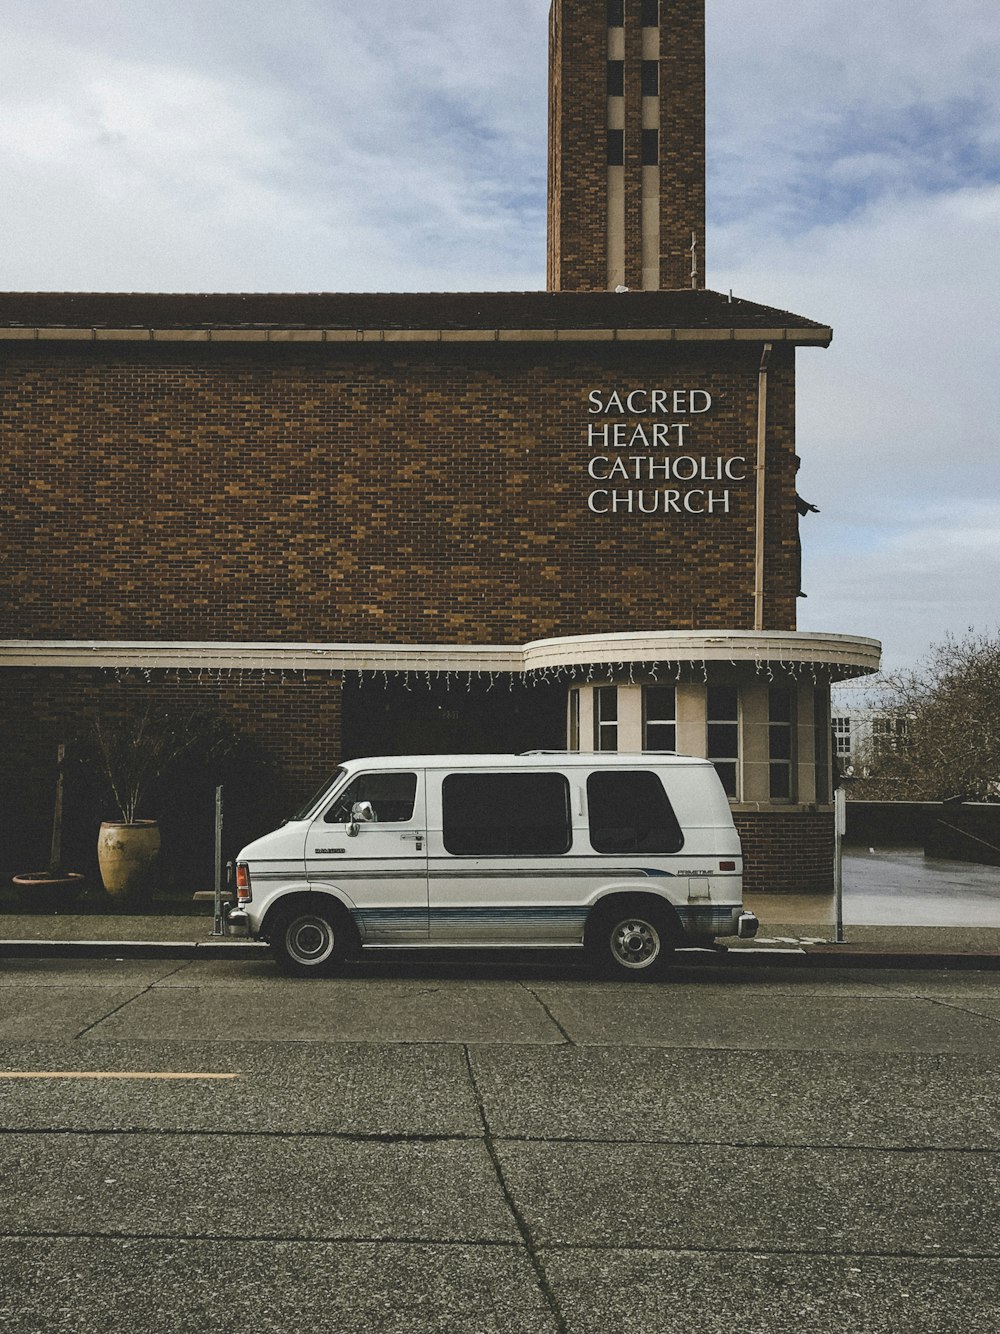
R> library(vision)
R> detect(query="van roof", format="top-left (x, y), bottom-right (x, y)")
top-left (340, 752), bottom-right (713, 771)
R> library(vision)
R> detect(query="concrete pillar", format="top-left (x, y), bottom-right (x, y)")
top-left (740, 679), bottom-right (771, 803)
top-left (675, 681), bottom-right (706, 758)
top-left (617, 684), bottom-right (643, 751)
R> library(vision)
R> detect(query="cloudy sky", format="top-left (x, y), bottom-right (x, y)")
top-left (1, 0), bottom-right (997, 672)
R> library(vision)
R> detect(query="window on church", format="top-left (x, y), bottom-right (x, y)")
top-left (641, 0), bottom-right (660, 26)
top-left (607, 0), bottom-right (624, 27)
top-left (707, 686), bottom-right (740, 798)
top-left (641, 129), bottom-right (659, 165)
top-left (594, 686), bottom-right (619, 751)
top-left (607, 60), bottom-right (624, 97)
top-left (641, 60), bottom-right (659, 97)
top-left (607, 130), bottom-right (625, 166)
top-left (643, 686), bottom-right (676, 751)
top-left (768, 687), bottom-right (796, 801)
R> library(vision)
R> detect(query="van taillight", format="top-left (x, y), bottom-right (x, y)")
top-left (235, 862), bottom-right (252, 902)
top-left (719, 861), bottom-right (736, 871)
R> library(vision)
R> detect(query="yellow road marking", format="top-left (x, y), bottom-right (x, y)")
top-left (0, 1071), bottom-right (239, 1081)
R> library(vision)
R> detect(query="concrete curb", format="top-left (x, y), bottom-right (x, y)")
top-left (0, 939), bottom-right (269, 960)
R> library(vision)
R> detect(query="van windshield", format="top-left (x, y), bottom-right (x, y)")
top-left (290, 768), bottom-right (347, 822)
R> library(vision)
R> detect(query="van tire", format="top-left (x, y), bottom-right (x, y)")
top-left (270, 902), bottom-right (355, 978)
top-left (585, 899), bottom-right (675, 979)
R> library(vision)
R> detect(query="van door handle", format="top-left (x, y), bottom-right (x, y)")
top-left (399, 831), bottom-right (425, 842)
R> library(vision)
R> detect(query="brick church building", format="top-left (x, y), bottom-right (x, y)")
top-left (0, 0), bottom-right (879, 892)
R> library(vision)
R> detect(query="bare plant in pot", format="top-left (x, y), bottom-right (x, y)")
top-left (91, 702), bottom-right (231, 903)
top-left (12, 742), bottom-right (86, 911)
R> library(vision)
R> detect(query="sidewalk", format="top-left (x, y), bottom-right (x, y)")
top-left (2, 893), bottom-right (1000, 969)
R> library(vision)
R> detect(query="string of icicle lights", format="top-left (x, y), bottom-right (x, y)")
top-left (100, 658), bottom-right (840, 688)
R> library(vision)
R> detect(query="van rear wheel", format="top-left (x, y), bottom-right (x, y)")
top-left (270, 904), bottom-right (352, 978)
top-left (586, 902), bottom-right (674, 979)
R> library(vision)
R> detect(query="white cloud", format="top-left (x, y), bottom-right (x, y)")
top-left (0, 1), bottom-right (549, 291)
top-left (712, 175), bottom-right (1000, 669)
top-left (800, 501), bottom-right (1000, 669)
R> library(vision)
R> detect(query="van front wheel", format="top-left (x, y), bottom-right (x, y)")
top-left (586, 902), bottom-right (674, 979)
top-left (270, 905), bottom-right (350, 977)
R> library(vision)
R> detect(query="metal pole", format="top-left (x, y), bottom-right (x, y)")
top-left (753, 343), bottom-right (772, 631)
top-left (49, 742), bottom-right (66, 874)
top-left (213, 784), bottom-right (224, 937)
top-left (834, 786), bottom-right (846, 943)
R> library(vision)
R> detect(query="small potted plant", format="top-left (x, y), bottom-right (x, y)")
top-left (13, 742), bottom-right (86, 910)
top-left (90, 701), bottom-right (238, 901)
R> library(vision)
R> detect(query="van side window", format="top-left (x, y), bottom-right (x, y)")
top-left (587, 770), bottom-right (684, 853)
top-left (442, 772), bottom-right (571, 855)
top-left (324, 772), bottom-right (418, 824)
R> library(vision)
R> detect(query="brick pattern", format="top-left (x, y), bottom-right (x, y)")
top-left (548, 0), bottom-right (609, 290)
top-left (735, 810), bottom-right (835, 895)
top-left (547, 0), bottom-right (705, 291)
top-left (0, 340), bottom-right (800, 644)
top-left (660, 0), bottom-right (706, 288)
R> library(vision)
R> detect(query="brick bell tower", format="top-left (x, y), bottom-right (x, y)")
top-left (547, 0), bottom-right (706, 292)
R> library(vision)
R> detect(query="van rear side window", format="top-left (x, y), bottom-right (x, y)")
top-left (442, 772), bottom-right (571, 855)
top-left (587, 770), bottom-right (684, 854)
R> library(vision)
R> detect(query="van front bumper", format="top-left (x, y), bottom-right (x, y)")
top-left (737, 911), bottom-right (760, 939)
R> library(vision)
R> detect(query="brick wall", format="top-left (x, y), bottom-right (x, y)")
top-left (547, 0), bottom-right (705, 291)
top-left (0, 339), bottom-right (799, 644)
top-left (735, 809), bottom-right (835, 895)
top-left (659, 0), bottom-right (706, 288)
top-left (547, 0), bottom-right (608, 290)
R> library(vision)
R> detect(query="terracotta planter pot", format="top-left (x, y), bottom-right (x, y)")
top-left (12, 871), bottom-right (85, 912)
top-left (97, 820), bottom-right (160, 899)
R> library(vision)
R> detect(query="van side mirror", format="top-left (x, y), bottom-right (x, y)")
top-left (347, 800), bottom-right (376, 837)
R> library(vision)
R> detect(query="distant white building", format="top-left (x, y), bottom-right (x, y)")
top-left (831, 682), bottom-right (907, 774)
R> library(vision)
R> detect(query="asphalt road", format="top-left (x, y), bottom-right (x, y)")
top-left (2, 954), bottom-right (1000, 1333)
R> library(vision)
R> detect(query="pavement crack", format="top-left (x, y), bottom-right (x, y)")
top-left (464, 1045), bottom-right (568, 1334)
top-left (0, 1128), bottom-right (479, 1144)
top-left (921, 996), bottom-right (1000, 1024)
top-left (0, 1228), bottom-right (525, 1247)
top-left (519, 983), bottom-right (574, 1044)
top-left (72, 961), bottom-right (191, 1039)
top-left (536, 1241), bottom-right (1000, 1261)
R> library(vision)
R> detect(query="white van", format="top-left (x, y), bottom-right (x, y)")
top-left (228, 752), bottom-right (758, 977)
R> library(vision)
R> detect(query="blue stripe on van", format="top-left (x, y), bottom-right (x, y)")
top-left (355, 905), bottom-right (740, 933)
top-left (354, 906), bottom-right (590, 930)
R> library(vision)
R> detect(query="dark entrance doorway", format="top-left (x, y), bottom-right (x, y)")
top-left (341, 675), bottom-right (568, 759)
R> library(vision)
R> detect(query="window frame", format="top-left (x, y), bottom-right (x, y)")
top-left (642, 684), bottom-right (677, 753)
top-left (768, 686), bottom-right (796, 802)
top-left (594, 685), bottom-right (619, 752)
top-left (706, 685), bottom-right (740, 799)
top-left (587, 768), bottom-right (685, 855)
top-left (323, 771), bottom-right (419, 825)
